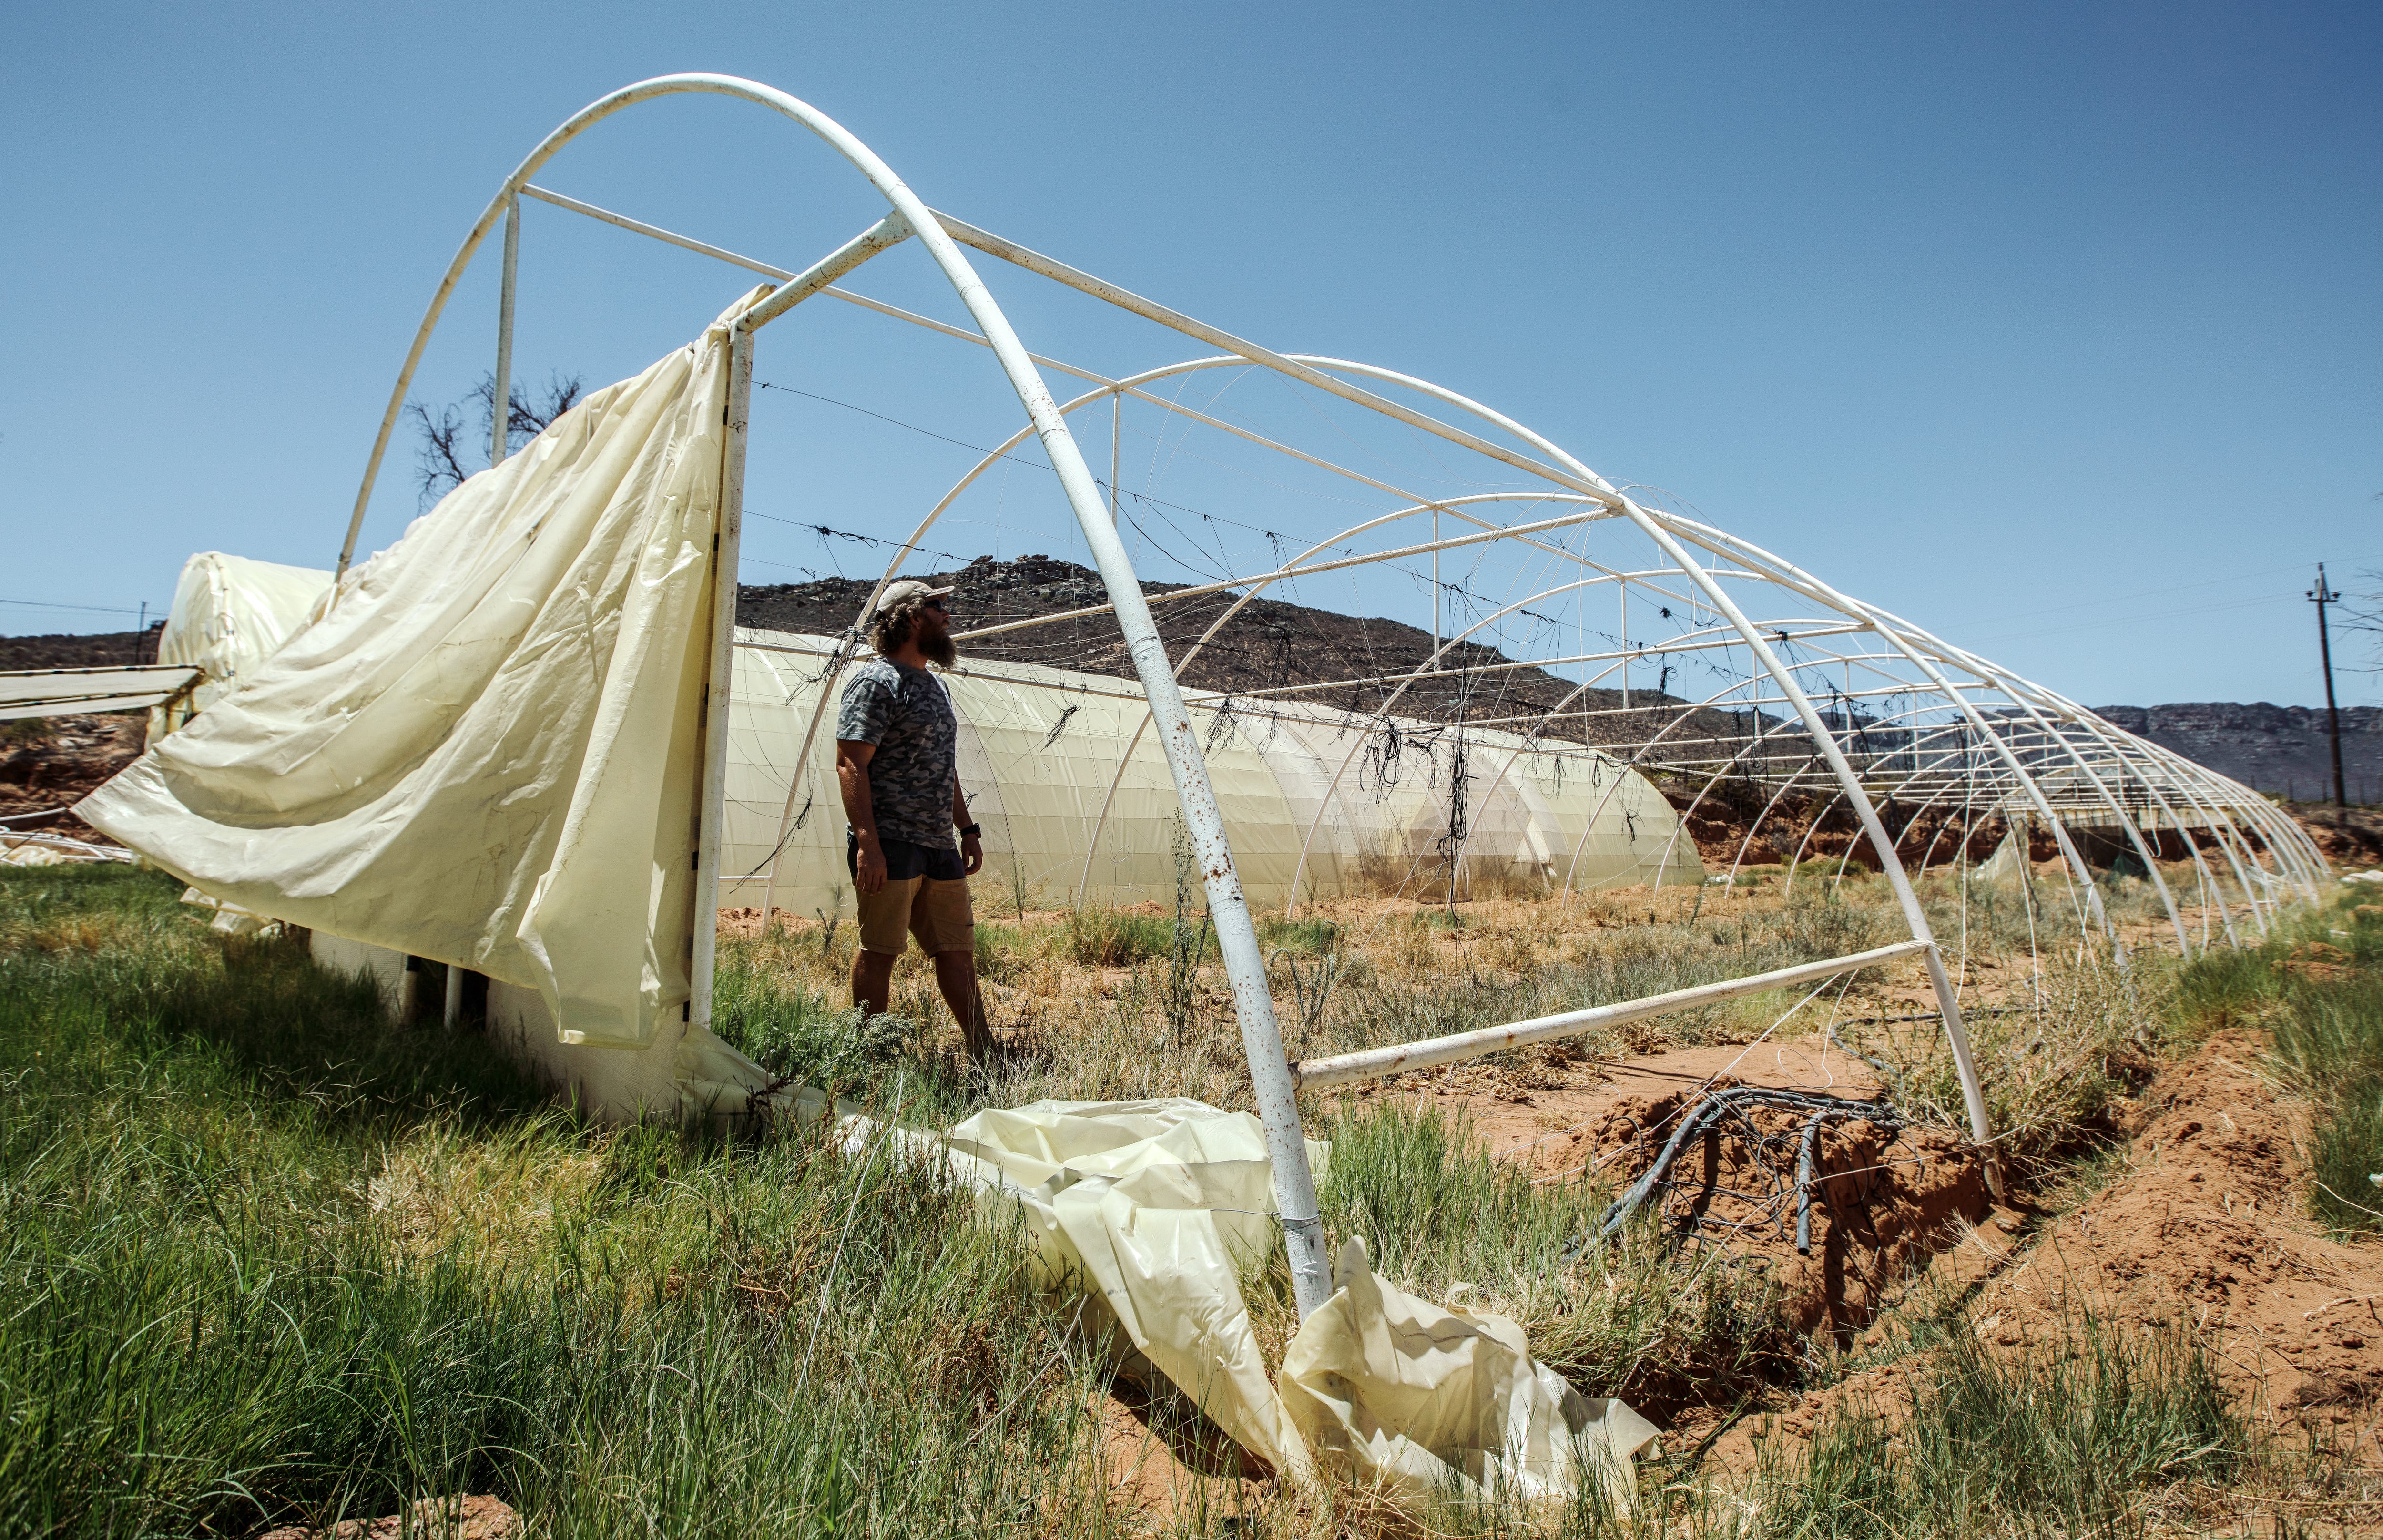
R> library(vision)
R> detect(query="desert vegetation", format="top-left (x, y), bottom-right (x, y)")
top-left (4, 858), bottom-right (2379, 1536)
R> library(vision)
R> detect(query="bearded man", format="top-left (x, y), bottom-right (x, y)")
top-left (834, 578), bottom-right (991, 1057)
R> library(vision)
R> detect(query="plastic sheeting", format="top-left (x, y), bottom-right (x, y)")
top-left (723, 636), bottom-right (1705, 918)
top-left (1283, 1237), bottom-right (1659, 1504)
top-left (852, 1096), bottom-right (1655, 1502)
top-left (1974, 828), bottom-right (2032, 885)
top-left (79, 287), bottom-right (766, 1048)
top-left (149, 552), bottom-right (334, 735)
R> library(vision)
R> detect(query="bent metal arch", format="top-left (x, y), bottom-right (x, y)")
top-left (337, 73), bottom-right (2327, 1321)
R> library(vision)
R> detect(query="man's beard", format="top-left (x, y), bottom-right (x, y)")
top-left (919, 631), bottom-right (958, 668)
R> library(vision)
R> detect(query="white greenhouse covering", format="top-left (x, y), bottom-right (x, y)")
top-left (149, 551), bottom-right (334, 734)
top-left (81, 289), bottom-right (764, 1050)
top-left (722, 632), bottom-right (1703, 919)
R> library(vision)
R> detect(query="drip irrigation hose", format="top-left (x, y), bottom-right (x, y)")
top-left (1565, 1086), bottom-right (1902, 1263)
top-left (1793, 1106), bottom-right (1894, 1254)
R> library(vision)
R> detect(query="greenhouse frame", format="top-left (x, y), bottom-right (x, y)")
top-left (97, 74), bottom-right (2327, 1324)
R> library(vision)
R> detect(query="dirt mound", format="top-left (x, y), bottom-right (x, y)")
top-left (2298, 807), bottom-right (2383, 868)
top-left (1583, 1088), bottom-right (1989, 1342)
top-left (257, 1495), bottom-right (519, 1540)
top-left (1728, 1029), bottom-right (2383, 1464)
top-left (1957, 1029), bottom-right (2383, 1426)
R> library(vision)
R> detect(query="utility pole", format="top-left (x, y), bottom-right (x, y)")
top-left (2310, 563), bottom-right (2348, 823)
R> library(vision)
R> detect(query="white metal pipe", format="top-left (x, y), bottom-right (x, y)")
top-left (492, 194), bottom-right (518, 469)
top-left (690, 326), bottom-right (756, 1039)
top-left (443, 962), bottom-right (464, 1030)
top-left (465, 79), bottom-right (1318, 1316)
top-left (1293, 941), bottom-right (1929, 1089)
top-left (1595, 499), bottom-right (1997, 1185)
top-left (522, 183), bottom-right (797, 282)
top-left (735, 212), bottom-right (915, 333)
top-left (1664, 513), bottom-right (2313, 914)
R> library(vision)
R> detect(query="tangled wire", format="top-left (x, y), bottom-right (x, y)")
top-left (1568, 1086), bottom-right (1911, 1260)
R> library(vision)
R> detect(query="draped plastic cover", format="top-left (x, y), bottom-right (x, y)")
top-left (856, 1097), bottom-right (1656, 1501)
top-left (723, 637), bottom-right (1705, 917)
top-left (80, 290), bottom-right (764, 1047)
top-left (150, 551), bottom-right (336, 734)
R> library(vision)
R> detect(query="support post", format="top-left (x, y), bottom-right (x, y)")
top-left (492, 194), bottom-right (519, 469)
top-left (443, 962), bottom-right (463, 1030)
top-left (2312, 564), bottom-right (2348, 823)
top-left (689, 325), bottom-right (755, 1038)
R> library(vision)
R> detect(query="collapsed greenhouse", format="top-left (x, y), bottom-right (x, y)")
top-left (72, 72), bottom-right (2331, 1500)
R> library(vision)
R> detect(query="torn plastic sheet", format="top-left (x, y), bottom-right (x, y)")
top-left (812, 1092), bottom-right (1658, 1503)
top-left (79, 286), bottom-right (772, 1048)
top-left (1284, 1236), bottom-right (1660, 1505)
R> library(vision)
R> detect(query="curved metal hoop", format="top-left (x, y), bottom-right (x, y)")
top-left (351, 73), bottom-right (2332, 1237)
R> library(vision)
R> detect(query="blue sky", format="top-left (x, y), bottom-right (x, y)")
top-left (2, 1), bottom-right (2375, 707)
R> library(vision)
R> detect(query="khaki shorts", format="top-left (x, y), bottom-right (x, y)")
top-left (855, 874), bottom-right (974, 957)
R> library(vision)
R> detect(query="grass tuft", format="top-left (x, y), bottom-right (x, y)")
top-left (1758, 1313), bottom-right (2240, 1537)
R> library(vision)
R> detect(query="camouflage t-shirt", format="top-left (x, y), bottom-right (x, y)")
top-left (836, 656), bottom-right (958, 850)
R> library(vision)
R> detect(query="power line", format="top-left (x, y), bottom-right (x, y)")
top-left (0, 597), bottom-right (153, 619)
top-left (741, 510), bottom-right (976, 571)
top-left (755, 381), bottom-right (1050, 473)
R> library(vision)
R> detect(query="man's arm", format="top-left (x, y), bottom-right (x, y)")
top-left (952, 777), bottom-right (983, 877)
top-left (836, 738), bottom-right (887, 894)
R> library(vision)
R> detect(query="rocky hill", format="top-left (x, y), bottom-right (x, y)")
top-left (736, 555), bottom-right (1770, 762)
top-left (2090, 702), bottom-right (2382, 803)
top-left (0, 626), bottom-right (159, 670)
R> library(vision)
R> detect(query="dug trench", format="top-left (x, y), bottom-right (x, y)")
top-left (1701, 1023), bottom-right (2383, 1473)
top-left (1339, 1038), bottom-right (1997, 1427)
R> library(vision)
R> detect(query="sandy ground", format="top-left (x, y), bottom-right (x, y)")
top-left (1703, 1027), bottom-right (2383, 1477)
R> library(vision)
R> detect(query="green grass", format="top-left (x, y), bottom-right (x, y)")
top-left (1314, 1100), bottom-right (1786, 1406)
top-left (1061, 905), bottom-right (1175, 968)
top-left (5, 859), bottom-right (2342, 1536)
top-left (1258, 917), bottom-right (1341, 955)
top-left (0, 867), bottom-right (1106, 1539)
top-left (2249, 893), bottom-right (2383, 1235)
top-left (1752, 1313), bottom-right (2240, 1538)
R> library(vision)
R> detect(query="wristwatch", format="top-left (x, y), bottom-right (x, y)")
top-left (958, 823), bottom-right (982, 839)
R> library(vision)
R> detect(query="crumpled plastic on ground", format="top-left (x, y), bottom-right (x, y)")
top-left (1283, 1236), bottom-right (1660, 1506)
top-left (836, 1094), bottom-right (1656, 1504)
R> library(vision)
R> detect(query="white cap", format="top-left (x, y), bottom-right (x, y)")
top-left (871, 578), bottom-right (955, 618)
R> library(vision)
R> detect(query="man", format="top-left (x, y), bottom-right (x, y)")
top-left (835, 577), bottom-right (992, 1057)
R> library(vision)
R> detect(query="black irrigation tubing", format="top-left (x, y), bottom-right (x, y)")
top-left (1836, 1007), bottom-right (2031, 1026)
top-left (1565, 1085), bottom-right (1904, 1262)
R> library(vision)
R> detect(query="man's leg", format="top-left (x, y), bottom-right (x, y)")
top-left (852, 948), bottom-right (897, 1018)
top-left (932, 950), bottom-right (991, 1056)
top-left (915, 876), bottom-right (990, 1056)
